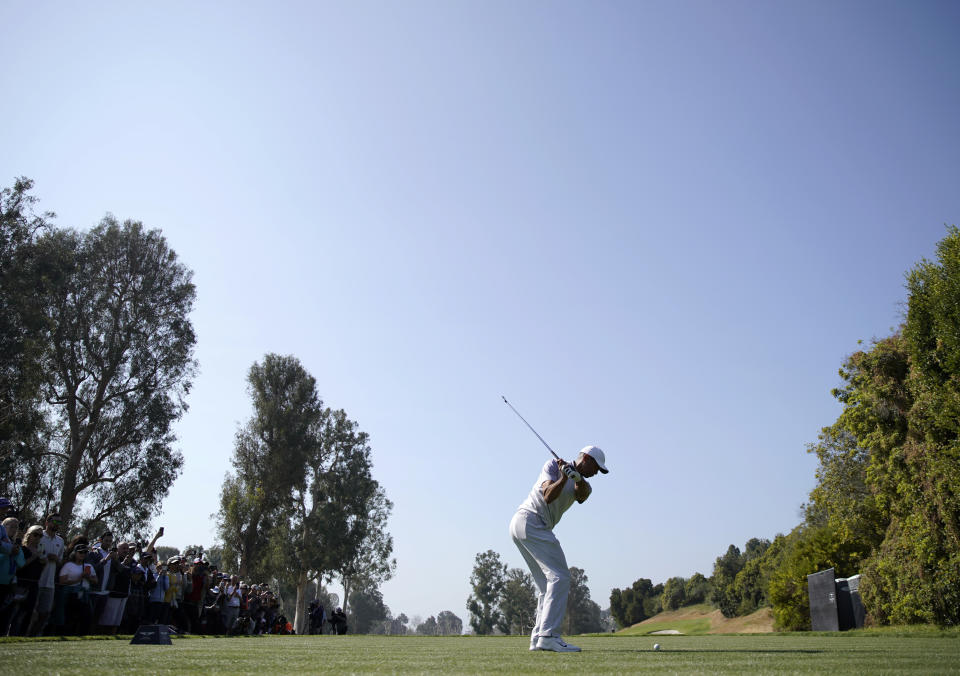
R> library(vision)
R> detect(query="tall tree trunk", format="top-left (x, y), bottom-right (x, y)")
top-left (293, 567), bottom-right (309, 635)
top-left (238, 529), bottom-right (252, 577)
top-left (238, 510), bottom-right (261, 577)
top-left (342, 575), bottom-right (351, 618)
top-left (58, 428), bottom-right (84, 530)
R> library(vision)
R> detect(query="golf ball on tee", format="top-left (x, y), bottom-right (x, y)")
top-left (653, 643), bottom-right (661, 651)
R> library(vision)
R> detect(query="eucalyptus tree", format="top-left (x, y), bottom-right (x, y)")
top-left (436, 610), bottom-right (462, 635)
top-left (217, 353), bottom-right (323, 578)
top-left (348, 585), bottom-right (390, 634)
top-left (334, 480), bottom-right (395, 619)
top-left (561, 566), bottom-right (603, 634)
top-left (285, 408), bottom-right (394, 634)
top-left (37, 216), bottom-right (196, 532)
top-left (216, 354), bottom-right (394, 634)
top-left (0, 178), bottom-right (56, 520)
top-left (416, 615), bottom-right (438, 635)
top-left (467, 549), bottom-right (507, 634)
top-left (497, 568), bottom-right (536, 635)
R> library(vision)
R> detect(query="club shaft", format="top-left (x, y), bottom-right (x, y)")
top-left (502, 396), bottom-right (560, 460)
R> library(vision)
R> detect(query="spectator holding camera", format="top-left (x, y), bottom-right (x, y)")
top-left (221, 574), bottom-right (241, 633)
top-left (96, 540), bottom-right (133, 634)
top-left (246, 584), bottom-right (264, 635)
top-left (266, 591), bottom-right (283, 632)
top-left (202, 572), bottom-right (224, 634)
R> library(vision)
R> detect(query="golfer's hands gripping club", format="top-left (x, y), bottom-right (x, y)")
top-left (558, 459), bottom-right (582, 483)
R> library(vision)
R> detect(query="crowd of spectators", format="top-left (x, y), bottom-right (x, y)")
top-left (0, 498), bottom-right (344, 637)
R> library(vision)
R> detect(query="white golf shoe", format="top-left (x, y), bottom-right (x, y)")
top-left (530, 636), bottom-right (539, 651)
top-left (536, 635), bottom-right (581, 652)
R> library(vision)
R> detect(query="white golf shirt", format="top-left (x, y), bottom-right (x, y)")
top-left (516, 460), bottom-right (578, 530)
top-left (37, 532), bottom-right (64, 589)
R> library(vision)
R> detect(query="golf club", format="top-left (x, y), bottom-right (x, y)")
top-left (501, 396), bottom-right (581, 482)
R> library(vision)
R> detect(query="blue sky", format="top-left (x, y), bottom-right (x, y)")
top-left (3, 1), bottom-right (958, 624)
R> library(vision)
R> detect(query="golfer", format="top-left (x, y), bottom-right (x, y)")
top-left (510, 445), bottom-right (609, 652)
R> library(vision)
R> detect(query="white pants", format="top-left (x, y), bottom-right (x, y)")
top-left (98, 596), bottom-right (127, 626)
top-left (222, 605), bottom-right (240, 631)
top-left (509, 509), bottom-right (570, 640)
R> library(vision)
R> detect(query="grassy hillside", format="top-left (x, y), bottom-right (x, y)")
top-left (618, 603), bottom-right (775, 635)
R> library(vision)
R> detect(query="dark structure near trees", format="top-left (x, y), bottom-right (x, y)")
top-left (836, 575), bottom-right (865, 631)
top-left (807, 568), bottom-right (865, 631)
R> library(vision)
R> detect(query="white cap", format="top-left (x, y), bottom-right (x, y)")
top-left (580, 445), bottom-right (609, 473)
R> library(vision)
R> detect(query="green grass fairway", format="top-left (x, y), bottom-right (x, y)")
top-left (1, 634), bottom-right (959, 674)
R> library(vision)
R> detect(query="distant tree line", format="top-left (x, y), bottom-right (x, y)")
top-left (611, 225), bottom-right (960, 630)
top-left (344, 584), bottom-right (462, 635)
top-left (414, 611), bottom-right (463, 636)
top-left (466, 549), bottom-right (605, 635)
top-left (609, 569), bottom-right (714, 628)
